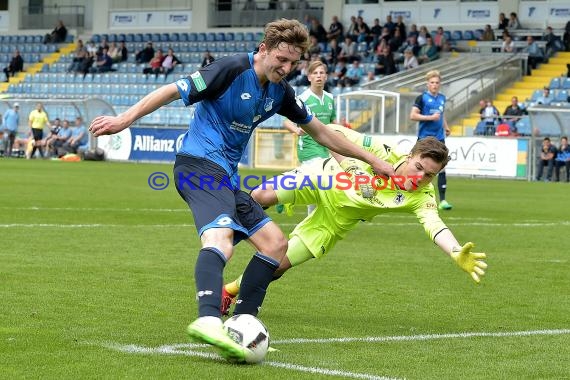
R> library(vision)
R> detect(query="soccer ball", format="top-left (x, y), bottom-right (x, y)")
top-left (223, 314), bottom-right (270, 364)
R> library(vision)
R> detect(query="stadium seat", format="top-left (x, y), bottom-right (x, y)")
top-left (451, 31), bottom-right (463, 41)
top-left (554, 89), bottom-right (568, 103)
top-left (515, 117), bottom-right (531, 135)
top-left (549, 77), bottom-right (561, 89)
top-left (463, 30), bottom-right (474, 40)
top-left (529, 89), bottom-right (542, 102)
top-left (562, 77), bottom-right (570, 89)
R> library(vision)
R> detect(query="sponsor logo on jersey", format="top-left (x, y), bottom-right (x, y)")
top-left (241, 92), bottom-right (252, 100)
top-left (190, 71), bottom-right (206, 92)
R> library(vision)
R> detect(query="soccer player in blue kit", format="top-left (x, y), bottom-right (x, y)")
top-left (89, 19), bottom-right (394, 362)
top-left (410, 70), bottom-right (453, 210)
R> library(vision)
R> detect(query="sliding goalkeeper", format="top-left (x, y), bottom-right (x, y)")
top-left (222, 125), bottom-right (487, 315)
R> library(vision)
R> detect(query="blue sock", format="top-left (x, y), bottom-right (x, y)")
top-left (195, 247), bottom-right (226, 318)
top-left (233, 252), bottom-right (279, 316)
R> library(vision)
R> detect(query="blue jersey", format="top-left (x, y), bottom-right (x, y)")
top-left (175, 52), bottom-right (313, 186)
top-left (414, 91), bottom-right (446, 141)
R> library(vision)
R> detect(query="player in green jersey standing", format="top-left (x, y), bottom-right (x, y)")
top-left (279, 60), bottom-right (337, 215)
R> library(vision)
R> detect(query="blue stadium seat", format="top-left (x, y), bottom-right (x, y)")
top-left (562, 78), bottom-right (570, 89)
top-left (451, 31), bottom-right (463, 41)
top-left (554, 89), bottom-right (568, 103)
top-left (225, 32), bottom-right (234, 41)
top-left (161, 33), bottom-right (169, 42)
top-left (529, 89), bottom-right (542, 102)
top-left (549, 77), bottom-right (561, 89)
top-left (234, 32), bottom-right (244, 41)
top-left (515, 117), bottom-right (531, 135)
top-left (463, 30), bottom-right (474, 40)
top-left (187, 33), bottom-right (197, 42)
top-left (125, 33), bottom-right (134, 43)
top-left (197, 33), bottom-right (206, 42)
top-left (108, 33), bottom-right (117, 42)
top-left (170, 33), bottom-right (179, 42)
top-left (244, 32), bottom-right (254, 41)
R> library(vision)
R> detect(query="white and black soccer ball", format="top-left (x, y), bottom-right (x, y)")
top-left (223, 314), bottom-right (270, 364)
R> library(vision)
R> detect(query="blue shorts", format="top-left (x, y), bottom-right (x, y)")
top-left (173, 155), bottom-right (271, 245)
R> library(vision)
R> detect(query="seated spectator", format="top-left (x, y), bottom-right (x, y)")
top-left (498, 13), bottom-right (509, 30)
top-left (201, 51), bottom-right (215, 67)
top-left (417, 36), bottom-right (438, 64)
top-left (501, 35), bottom-right (515, 53)
top-left (3, 49), bottom-right (24, 82)
top-left (398, 34), bottom-right (420, 57)
top-left (338, 36), bottom-right (359, 63)
top-left (329, 58), bottom-right (347, 87)
top-left (160, 48), bottom-right (181, 79)
top-left (417, 26), bottom-right (430, 46)
top-left (309, 18), bottom-right (328, 51)
top-left (369, 18), bottom-right (383, 49)
top-left (305, 35), bottom-right (322, 61)
top-left (345, 16), bottom-right (358, 42)
top-left (481, 24), bottom-right (495, 41)
top-left (388, 28), bottom-right (404, 53)
top-left (480, 99), bottom-right (501, 135)
top-left (326, 38), bottom-right (341, 66)
top-left (525, 36), bottom-right (545, 75)
top-left (536, 137), bottom-right (557, 181)
top-left (508, 12), bottom-right (521, 30)
top-left (67, 40), bottom-right (88, 73)
top-left (402, 48), bottom-right (419, 70)
top-left (395, 15), bottom-right (407, 40)
top-left (89, 47), bottom-right (114, 74)
top-left (355, 16), bottom-right (370, 44)
top-left (59, 117), bottom-right (88, 156)
top-left (338, 59), bottom-right (365, 87)
top-left (43, 20), bottom-right (67, 44)
top-left (373, 46), bottom-right (397, 76)
top-left (554, 136), bottom-right (570, 182)
top-left (135, 42), bottom-right (155, 64)
top-left (48, 119), bottom-right (72, 157)
top-left (433, 27), bottom-right (447, 51)
top-left (326, 16), bottom-right (344, 44)
top-left (544, 26), bottom-right (563, 58)
top-left (535, 87), bottom-right (554, 105)
top-left (503, 96), bottom-right (527, 126)
top-left (407, 24), bottom-right (419, 40)
top-left (143, 50), bottom-right (165, 78)
top-left (40, 118), bottom-right (62, 152)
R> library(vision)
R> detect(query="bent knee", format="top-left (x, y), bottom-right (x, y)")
top-left (251, 186), bottom-right (277, 207)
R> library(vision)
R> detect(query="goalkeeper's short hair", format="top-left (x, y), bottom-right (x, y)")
top-left (411, 137), bottom-right (451, 168)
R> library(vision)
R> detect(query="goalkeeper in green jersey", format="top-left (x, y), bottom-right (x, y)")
top-left (221, 125), bottom-right (487, 315)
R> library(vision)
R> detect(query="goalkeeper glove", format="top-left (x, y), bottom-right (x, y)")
top-left (339, 158), bottom-right (376, 199)
top-left (450, 242), bottom-right (488, 284)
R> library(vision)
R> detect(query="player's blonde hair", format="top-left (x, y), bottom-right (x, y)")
top-left (410, 137), bottom-right (451, 168)
top-left (262, 19), bottom-right (310, 54)
top-left (425, 70), bottom-right (441, 81)
top-left (307, 60), bottom-right (328, 74)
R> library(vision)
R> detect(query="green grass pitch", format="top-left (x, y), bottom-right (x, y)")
top-left (1, 159), bottom-right (568, 379)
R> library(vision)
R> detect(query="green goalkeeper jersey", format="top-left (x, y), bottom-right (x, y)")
top-left (296, 89), bottom-right (336, 162)
top-left (278, 124), bottom-right (449, 257)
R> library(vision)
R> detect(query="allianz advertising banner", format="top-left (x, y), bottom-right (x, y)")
top-left (97, 127), bottom-right (253, 166)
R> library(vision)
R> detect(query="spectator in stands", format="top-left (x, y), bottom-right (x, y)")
top-left (1, 103), bottom-right (20, 157)
top-left (339, 59), bottom-right (365, 87)
top-left (398, 34), bottom-right (420, 57)
top-left (544, 26), bottom-right (563, 58)
top-left (481, 24), bottom-right (496, 42)
top-left (44, 20), bottom-right (67, 44)
top-left (345, 16), bottom-right (358, 42)
top-left (525, 35), bottom-right (545, 75)
top-left (369, 18), bottom-right (383, 49)
top-left (395, 16), bottom-right (407, 40)
top-left (355, 16), bottom-right (370, 44)
top-left (305, 35), bottom-right (322, 61)
top-left (554, 136), bottom-right (570, 182)
top-left (535, 86), bottom-right (554, 105)
top-left (67, 40), bottom-right (88, 73)
top-left (3, 49), bottom-right (24, 82)
top-left (498, 13), bottom-right (509, 30)
top-left (407, 24), bottom-right (419, 39)
top-left (40, 118), bottom-right (61, 157)
top-left (60, 117), bottom-right (88, 156)
top-left (326, 15), bottom-right (344, 44)
top-left (501, 35), bottom-right (515, 53)
top-left (402, 48), bottom-right (419, 70)
top-left (338, 36), bottom-right (359, 63)
top-left (478, 99), bottom-right (487, 120)
top-left (325, 38), bottom-right (341, 66)
top-left (89, 47), bottom-right (114, 74)
top-left (160, 48), bottom-right (182, 79)
top-left (373, 45), bottom-right (397, 76)
top-left (417, 26), bottom-right (430, 46)
top-left (309, 18), bottom-right (328, 51)
top-left (96, 38), bottom-right (110, 57)
top-left (383, 15), bottom-right (396, 37)
top-left (418, 36), bottom-right (439, 64)
top-left (536, 137), bottom-right (557, 181)
top-left (143, 49), bottom-right (165, 78)
top-left (109, 41), bottom-right (128, 63)
top-left (508, 12), bottom-right (521, 30)
top-left (388, 27), bottom-right (404, 53)
top-left (480, 99), bottom-right (501, 135)
top-left (201, 51), bottom-right (215, 67)
top-left (135, 41), bottom-right (155, 64)
top-left (28, 103), bottom-right (50, 159)
top-left (329, 58), bottom-right (347, 87)
top-left (503, 96), bottom-right (527, 127)
top-left (433, 27), bottom-right (447, 51)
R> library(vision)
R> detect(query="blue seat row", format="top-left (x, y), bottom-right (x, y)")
top-left (91, 31), bottom-right (263, 44)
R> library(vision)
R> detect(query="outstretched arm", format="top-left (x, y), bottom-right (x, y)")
top-left (90, 83), bottom-right (180, 136)
top-left (434, 229), bottom-right (487, 284)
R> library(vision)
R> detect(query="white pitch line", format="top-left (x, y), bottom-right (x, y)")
top-left (101, 329), bottom-right (569, 380)
top-left (273, 329), bottom-right (570, 345)
top-left (103, 342), bottom-right (400, 380)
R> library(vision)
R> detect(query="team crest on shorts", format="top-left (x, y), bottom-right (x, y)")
top-left (394, 193), bottom-right (405, 205)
